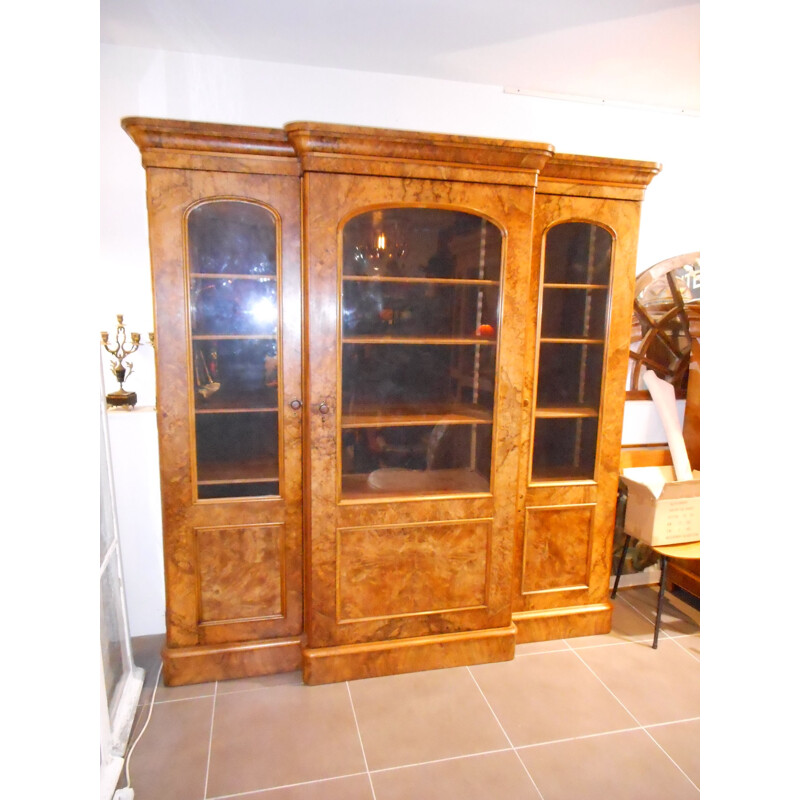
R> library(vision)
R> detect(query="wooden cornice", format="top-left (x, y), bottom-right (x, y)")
top-left (121, 117), bottom-right (300, 175)
top-left (539, 153), bottom-right (662, 201)
top-left (284, 121), bottom-right (555, 186)
top-left (120, 117), bottom-right (661, 197)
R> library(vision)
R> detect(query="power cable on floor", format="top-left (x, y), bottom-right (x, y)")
top-left (113, 661), bottom-right (163, 800)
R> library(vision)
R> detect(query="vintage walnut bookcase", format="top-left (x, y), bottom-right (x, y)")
top-left (122, 117), bottom-right (659, 685)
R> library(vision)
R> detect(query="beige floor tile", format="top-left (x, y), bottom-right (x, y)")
top-left (142, 672), bottom-right (217, 705)
top-left (576, 639), bottom-right (700, 725)
top-left (518, 728), bottom-right (699, 800)
top-left (515, 638), bottom-right (569, 655)
top-left (673, 634), bottom-right (700, 659)
top-left (126, 696), bottom-right (214, 800)
top-left (647, 719), bottom-right (700, 786)
top-left (568, 596), bottom-right (660, 648)
top-left (206, 682), bottom-right (365, 797)
top-left (348, 666), bottom-right (510, 771)
top-left (371, 751), bottom-right (542, 800)
top-left (618, 587), bottom-right (700, 638)
top-left (132, 633), bottom-right (218, 705)
top-left (216, 670), bottom-right (304, 694)
top-left (224, 773), bottom-right (375, 799)
top-left (470, 651), bottom-right (637, 746)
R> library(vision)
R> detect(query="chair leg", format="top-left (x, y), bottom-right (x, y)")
top-left (611, 534), bottom-right (631, 599)
top-left (653, 554), bottom-right (668, 649)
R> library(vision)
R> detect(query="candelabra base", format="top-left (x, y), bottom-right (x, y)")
top-left (106, 389), bottom-right (138, 409)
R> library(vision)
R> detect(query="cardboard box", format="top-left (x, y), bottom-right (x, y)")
top-left (620, 465), bottom-right (700, 547)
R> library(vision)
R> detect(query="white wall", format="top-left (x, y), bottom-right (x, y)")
top-left (101, 43), bottom-right (701, 636)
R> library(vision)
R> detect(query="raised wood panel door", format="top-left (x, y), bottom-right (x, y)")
top-left (513, 193), bottom-right (642, 640)
top-left (302, 172), bottom-right (534, 663)
top-left (146, 168), bottom-right (303, 656)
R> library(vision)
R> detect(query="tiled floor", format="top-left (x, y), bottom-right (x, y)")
top-left (120, 586), bottom-right (699, 800)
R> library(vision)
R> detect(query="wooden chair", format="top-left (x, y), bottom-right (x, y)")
top-left (612, 340), bottom-right (700, 648)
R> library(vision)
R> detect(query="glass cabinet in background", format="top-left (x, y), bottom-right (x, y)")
top-left (124, 117), bottom-right (659, 686)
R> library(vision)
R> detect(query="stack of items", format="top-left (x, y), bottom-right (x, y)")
top-left (620, 369), bottom-right (700, 546)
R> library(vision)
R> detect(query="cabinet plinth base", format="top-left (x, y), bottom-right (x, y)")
top-left (161, 637), bottom-right (303, 686)
top-left (512, 603), bottom-right (612, 644)
top-left (302, 625), bottom-right (517, 685)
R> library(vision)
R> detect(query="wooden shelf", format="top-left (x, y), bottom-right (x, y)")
top-left (191, 272), bottom-right (277, 280)
top-left (535, 406), bottom-right (599, 419)
top-left (341, 467), bottom-right (490, 499)
top-left (197, 457), bottom-right (278, 485)
top-left (341, 403), bottom-right (492, 428)
top-left (192, 334), bottom-right (277, 341)
top-left (343, 335), bottom-right (496, 346)
top-left (342, 275), bottom-right (499, 286)
top-left (539, 337), bottom-right (605, 345)
top-left (195, 391), bottom-right (279, 413)
top-left (196, 406), bottom-right (279, 415)
top-left (542, 282), bottom-right (609, 290)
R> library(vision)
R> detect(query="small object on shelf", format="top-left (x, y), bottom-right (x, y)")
top-left (476, 324), bottom-right (495, 337)
top-left (101, 314), bottom-right (151, 408)
top-left (195, 349), bottom-right (221, 399)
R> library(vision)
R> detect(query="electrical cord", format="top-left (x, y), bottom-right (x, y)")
top-left (114, 661), bottom-right (163, 800)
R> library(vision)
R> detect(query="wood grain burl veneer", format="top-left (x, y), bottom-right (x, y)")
top-left (123, 117), bottom-right (659, 684)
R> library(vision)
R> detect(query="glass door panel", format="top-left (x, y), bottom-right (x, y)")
top-left (532, 221), bottom-right (613, 482)
top-left (536, 342), bottom-right (605, 409)
top-left (340, 208), bottom-right (502, 498)
top-left (541, 222), bottom-right (612, 285)
top-left (540, 287), bottom-right (608, 339)
top-left (342, 282), bottom-right (499, 338)
top-left (187, 200), bottom-right (282, 500)
top-left (531, 417), bottom-right (599, 480)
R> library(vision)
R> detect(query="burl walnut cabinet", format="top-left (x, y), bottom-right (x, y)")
top-left (122, 117), bottom-right (659, 686)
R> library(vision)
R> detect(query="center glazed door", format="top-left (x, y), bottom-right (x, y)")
top-left (302, 173), bottom-right (533, 681)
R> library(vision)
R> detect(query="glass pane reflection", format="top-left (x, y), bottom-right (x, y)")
top-left (542, 223), bottom-right (612, 285)
top-left (343, 282), bottom-right (498, 338)
top-left (188, 201), bottom-right (277, 276)
top-left (187, 200), bottom-right (281, 499)
top-left (191, 277), bottom-right (278, 336)
top-left (531, 221), bottom-right (613, 483)
top-left (340, 208), bottom-right (502, 498)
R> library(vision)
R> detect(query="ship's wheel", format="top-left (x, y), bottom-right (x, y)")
top-left (628, 252), bottom-right (700, 398)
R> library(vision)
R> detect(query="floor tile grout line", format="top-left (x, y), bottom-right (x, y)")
top-left (206, 771), bottom-right (371, 800)
top-left (368, 746), bottom-right (514, 775)
top-left (617, 590), bottom-right (698, 643)
top-left (644, 716), bottom-right (701, 729)
top-left (515, 723), bottom-right (649, 750)
top-left (202, 680), bottom-right (219, 800)
top-left (564, 642), bottom-right (644, 727)
top-left (565, 643), bottom-right (700, 792)
top-left (510, 716), bottom-right (697, 750)
top-left (466, 666), bottom-right (546, 800)
top-left (673, 636), bottom-right (701, 664)
top-left (640, 722), bottom-right (700, 792)
top-left (346, 680), bottom-right (377, 800)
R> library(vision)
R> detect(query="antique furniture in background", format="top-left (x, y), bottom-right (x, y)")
top-left (613, 338), bottom-right (700, 645)
top-left (628, 252), bottom-right (700, 401)
top-left (123, 117), bottom-right (659, 685)
top-left (618, 253), bottom-right (700, 593)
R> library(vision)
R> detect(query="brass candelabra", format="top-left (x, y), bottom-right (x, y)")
top-left (101, 314), bottom-right (153, 408)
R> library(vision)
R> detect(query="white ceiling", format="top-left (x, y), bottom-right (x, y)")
top-left (100, 0), bottom-right (700, 113)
